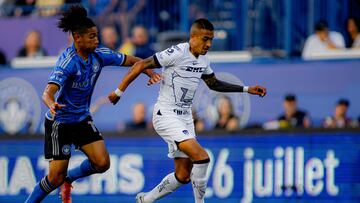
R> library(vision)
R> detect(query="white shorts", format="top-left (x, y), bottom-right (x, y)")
top-left (152, 103), bottom-right (196, 159)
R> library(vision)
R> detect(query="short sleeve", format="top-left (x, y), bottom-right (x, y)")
top-left (48, 65), bottom-right (72, 88)
top-left (154, 45), bottom-right (182, 67)
top-left (95, 47), bottom-right (126, 66)
top-left (202, 59), bottom-right (214, 75)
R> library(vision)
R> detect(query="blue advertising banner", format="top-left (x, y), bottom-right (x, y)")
top-left (0, 132), bottom-right (359, 203)
top-left (1, 60), bottom-right (360, 134)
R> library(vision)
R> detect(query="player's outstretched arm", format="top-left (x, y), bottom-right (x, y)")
top-left (122, 55), bottom-right (161, 85)
top-left (201, 73), bottom-right (267, 97)
top-left (42, 83), bottom-right (66, 115)
top-left (108, 56), bottom-right (161, 105)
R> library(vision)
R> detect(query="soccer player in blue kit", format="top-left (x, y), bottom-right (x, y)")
top-left (25, 5), bottom-right (160, 203)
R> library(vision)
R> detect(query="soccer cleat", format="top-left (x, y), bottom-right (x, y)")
top-left (60, 181), bottom-right (72, 203)
top-left (136, 192), bottom-right (148, 203)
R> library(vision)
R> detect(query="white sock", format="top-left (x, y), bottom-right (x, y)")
top-left (191, 160), bottom-right (210, 203)
top-left (144, 172), bottom-right (183, 202)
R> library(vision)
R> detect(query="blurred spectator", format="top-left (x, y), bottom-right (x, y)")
top-left (90, 0), bottom-right (146, 43)
top-left (0, 0), bottom-right (13, 17)
top-left (13, 0), bottom-right (36, 17)
top-left (35, 0), bottom-right (64, 17)
top-left (0, 49), bottom-right (7, 65)
top-left (125, 102), bottom-right (149, 130)
top-left (323, 99), bottom-right (354, 128)
top-left (278, 94), bottom-right (311, 128)
top-left (302, 20), bottom-right (345, 58)
top-left (119, 25), bottom-right (154, 59)
top-left (192, 108), bottom-right (205, 132)
top-left (17, 30), bottom-right (47, 58)
top-left (214, 95), bottom-right (239, 131)
top-left (87, 0), bottom-right (118, 17)
top-left (346, 17), bottom-right (360, 48)
top-left (100, 25), bottom-right (119, 50)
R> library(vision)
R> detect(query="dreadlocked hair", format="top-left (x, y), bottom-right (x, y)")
top-left (57, 5), bottom-right (95, 34)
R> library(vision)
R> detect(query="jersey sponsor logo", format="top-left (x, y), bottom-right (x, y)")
top-left (0, 77), bottom-right (41, 135)
top-left (72, 79), bottom-right (90, 89)
top-left (62, 144), bottom-right (71, 155)
top-left (185, 66), bottom-right (204, 73)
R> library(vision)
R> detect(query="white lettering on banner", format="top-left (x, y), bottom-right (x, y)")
top-left (284, 147), bottom-right (294, 196)
top-left (0, 153), bottom-right (144, 196)
top-left (0, 157), bottom-right (9, 195)
top-left (241, 147), bottom-right (339, 202)
top-left (212, 149), bottom-right (234, 198)
top-left (274, 147), bottom-right (284, 196)
top-left (324, 151), bottom-right (339, 195)
top-left (204, 149), bottom-right (234, 199)
top-left (305, 158), bottom-right (324, 196)
top-left (8, 156), bottom-right (36, 195)
top-left (241, 148), bottom-right (253, 203)
top-left (0, 147), bottom-right (340, 200)
top-left (118, 154), bottom-right (144, 194)
top-left (295, 147), bottom-right (304, 195)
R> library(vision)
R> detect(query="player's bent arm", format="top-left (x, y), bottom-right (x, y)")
top-left (117, 56), bottom-right (160, 92)
top-left (122, 55), bottom-right (141, 66)
top-left (108, 56), bottom-right (160, 105)
top-left (42, 83), bottom-right (65, 114)
top-left (122, 55), bottom-right (158, 79)
top-left (201, 73), bottom-right (267, 97)
top-left (42, 83), bottom-right (59, 108)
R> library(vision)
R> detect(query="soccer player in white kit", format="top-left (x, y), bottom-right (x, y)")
top-left (108, 19), bottom-right (267, 203)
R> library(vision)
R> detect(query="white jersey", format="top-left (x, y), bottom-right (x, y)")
top-left (155, 43), bottom-right (213, 110)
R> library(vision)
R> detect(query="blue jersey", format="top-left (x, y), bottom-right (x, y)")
top-left (46, 44), bottom-right (125, 123)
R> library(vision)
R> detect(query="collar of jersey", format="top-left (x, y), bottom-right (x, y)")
top-left (71, 43), bottom-right (93, 66)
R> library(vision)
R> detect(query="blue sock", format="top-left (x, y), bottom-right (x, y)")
top-left (25, 176), bottom-right (55, 203)
top-left (66, 159), bottom-right (100, 183)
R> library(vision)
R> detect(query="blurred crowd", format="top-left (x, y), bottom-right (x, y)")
top-left (0, 1), bottom-right (359, 133)
top-left (302, 18), bottom-right (360, 58)
top-left (0, 1), bottom-right (359, 65)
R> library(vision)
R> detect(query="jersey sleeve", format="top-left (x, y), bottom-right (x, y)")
top-left (48, 63), bottom-right (73, 88)
top-left (154, 45), bottom-right (182, 67)
top-left (96, 47), bottom-right (126, 66)
top-left (202, 58), bottom-right (214, 75)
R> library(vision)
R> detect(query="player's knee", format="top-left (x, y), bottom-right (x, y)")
top-left (175, 172), bottom-right (191, 184)
top-left (93, 157), bottom-right (110, 173)
top-left (195, 150), bottom-right (209, 161)
top-left (48, 171), bottom-right (67, 187)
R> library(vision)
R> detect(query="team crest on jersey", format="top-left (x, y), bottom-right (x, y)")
top-left (62, 144), bottom-right (71, 155)
top-left (182, 130), bottom-right (189, 135)
top-left (92, 60), bottom-right (100, 73)
top-left (0, 77), bottom-right (41, 135)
